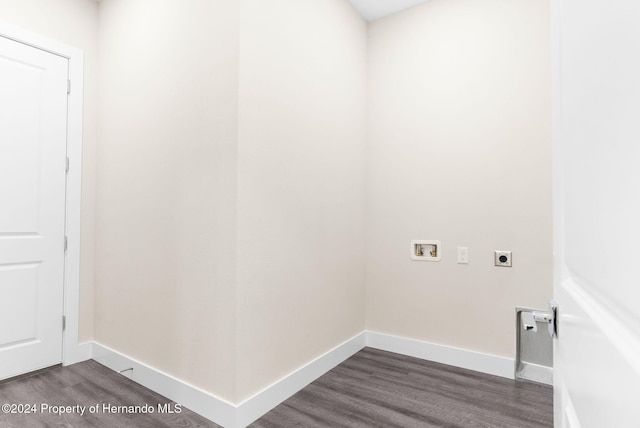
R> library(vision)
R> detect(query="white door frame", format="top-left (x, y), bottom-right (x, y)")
top-left (0, 21), bottom-right (87, 366)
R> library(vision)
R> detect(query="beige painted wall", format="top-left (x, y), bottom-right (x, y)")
top-left (0, 0), bottom-right (99, 342)
top-left (365, 0), bottom-right (552, 359)
top-left (94, 0), bottom-right (367, 403)
top-left (1, 0), bottom-right (551, 406)
top-left (94, 0), bottom-right (239, 399)
top-left (236, 0), bottom-right (368, 401)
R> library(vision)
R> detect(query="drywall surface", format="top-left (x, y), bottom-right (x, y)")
top-left (236, 0), bottom-right (368, 402)
top-left (0, 0), bottom-right (99, 342)
top-left (94, 0), bottom-right (239, 400)
top-left (3, 0), bottom-right (551, 407)
top-left (365, 0), bottom-right (552, 359)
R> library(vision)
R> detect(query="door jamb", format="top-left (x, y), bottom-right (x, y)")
top-left (0, 21), bottom-right (88, 365)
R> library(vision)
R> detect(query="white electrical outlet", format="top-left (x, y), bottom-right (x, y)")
top-left (494, 250), bottom-right (512, 267)
top-left (457, 247), bottom-right (469, 264)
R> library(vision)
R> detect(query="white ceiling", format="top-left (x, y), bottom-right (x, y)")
top-left (348, 0), bottom-right (428, 22)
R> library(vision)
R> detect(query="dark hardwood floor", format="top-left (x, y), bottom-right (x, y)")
top-left (251, 348), bottom-right (553, 428)
top-left (0, 348), bottom-right (553, 428)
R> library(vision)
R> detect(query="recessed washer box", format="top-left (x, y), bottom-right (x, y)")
top-left (411, 240), bottom-right (441, 261)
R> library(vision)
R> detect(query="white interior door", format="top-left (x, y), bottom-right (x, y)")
top-left (0, 35), bottom-right (68, 379)
top-left (553, 1), bottom-right (640, 427)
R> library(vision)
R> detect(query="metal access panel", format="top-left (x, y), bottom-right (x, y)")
top-left (515, 307), bottom-right (553, 385)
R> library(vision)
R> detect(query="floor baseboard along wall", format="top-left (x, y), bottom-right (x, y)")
top-left (89, 331), bottom-right (516, 428)
top-left (365, 331), bottom-right (515, 380)
top-left (92, 342), bottom-right (237, 427)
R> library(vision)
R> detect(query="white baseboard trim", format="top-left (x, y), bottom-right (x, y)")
top-left (235, 331), bottom-right (366, 427)
top-left (90, 331), bottom-right (514, 427)
top-left (90, 332), bottom-right (366, 428)
top-left (91, 342), bottom-right (236, 427)
top-left (365, 331), bottom-right (515, 380)
top-left (63, 341), bottom-right (92, 366)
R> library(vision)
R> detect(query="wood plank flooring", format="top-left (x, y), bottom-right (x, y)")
top-left (251, 348), bottom-right (553, 428)
top-left (0, 359), bottom-right (219, 428)
top-left (0, 348), bottom-right (553, 427)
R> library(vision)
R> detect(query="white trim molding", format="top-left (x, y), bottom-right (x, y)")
top-left (92, 332), bottom-right (366, 428)
top-left (91, 331), bottom-right (515, 427)
top-left (0, 21), bottom-right (88, 366)
top-left (366, 331), bottom-right (515, 380)
top-left (62, 34), bottom-right (88, 366)
top-left (92, 342), bottom-right (237, 427)
top-left (236, 332), bottom-right (366, 427)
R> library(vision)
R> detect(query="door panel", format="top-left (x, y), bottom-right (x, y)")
top-left (0, 263), bottom-right (40, 347)
top-left (0, 60), bottom-right (43, 233)
top-left (553, 0), bottom-right (640, 426)
top-left (0, 35), bottom-right (68, 379)
top-left (556, 281), bottom-right (639, 427)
